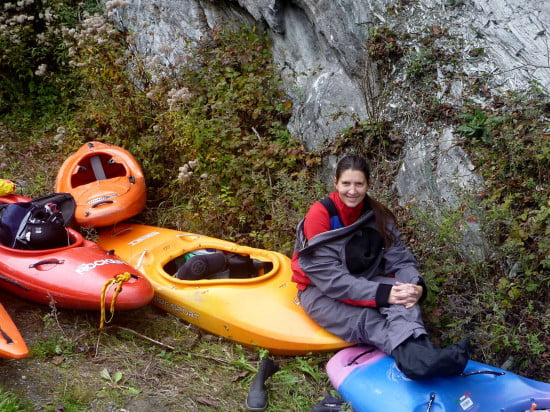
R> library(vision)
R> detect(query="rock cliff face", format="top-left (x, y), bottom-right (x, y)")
top-left (113, 0), bottom-right (549, 260)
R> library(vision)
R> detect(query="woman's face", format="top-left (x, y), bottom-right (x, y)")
top-left (334, 169), bottom-right (368, 208)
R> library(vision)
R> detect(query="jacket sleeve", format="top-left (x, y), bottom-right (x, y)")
top-left (382, 224), bottom-right (428, 301)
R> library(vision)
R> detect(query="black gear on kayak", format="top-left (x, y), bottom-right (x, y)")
top-left (0, 193), bottom-right (74, 250)
top-left (175, 252), bottom-right (227, 280)
top-left (227, 254), bottom-right (258, 278)
top-left (18, 221), bottom-right (69, 250)
top-left (0, 222), bottom-right (10, 246)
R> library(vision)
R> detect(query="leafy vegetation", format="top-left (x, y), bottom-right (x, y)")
top-left (460, 93), bottom-right (549, 372)
top-left (359, 9), bottom-right (549, 380)
top-left (0, 0), bottom-right (95, 126)
top-left (0, 1), bottom-right (549, 410)
top-left (53, 9), bottom-right (322, 254)
top-left (457, 107), bottom-right (505, 144)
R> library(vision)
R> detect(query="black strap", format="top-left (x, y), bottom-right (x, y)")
top-left (346, 347), bottom-right (376, 366)
top-left (320, 196), bottom-right (338, 218)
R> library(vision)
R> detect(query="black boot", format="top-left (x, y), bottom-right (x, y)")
top-left (245, 358), bottom-right (280, 411)
top-left (440, 338), bottom-right (471, 376)
top-left (392, 335), bottom-right (470, 380)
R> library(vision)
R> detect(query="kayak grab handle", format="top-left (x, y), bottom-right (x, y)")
top-left (346, 347), bottom-right (377, 366)
top-left (29, 259), bottom-right (65, 268)
top-left (91, 200), bottom-right (115, 208)
top-left (460, 370), bottom-right (505, 377)
top-left (108, 226), bottom-right (133, 237)
top-left (85, 200), bottom-right (115, 216)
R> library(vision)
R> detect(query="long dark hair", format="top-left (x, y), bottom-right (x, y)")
top-left (335, 154), bottom-right (397, 247)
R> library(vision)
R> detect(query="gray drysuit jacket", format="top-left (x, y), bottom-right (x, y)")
top-left (292, 210), bottom-right (428, 354)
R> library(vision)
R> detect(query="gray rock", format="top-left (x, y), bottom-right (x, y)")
top-left (108, 0), bottom-right (549, 261)
top-left (113, 0), bottom-right (549, 145)
top-left (397, 127), bottom-right (488, 260)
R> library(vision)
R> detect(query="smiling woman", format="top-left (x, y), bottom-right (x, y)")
top-left (291, 153), bottom-right (470, 380)
top-left (333, 169), bottom-right (367, 208)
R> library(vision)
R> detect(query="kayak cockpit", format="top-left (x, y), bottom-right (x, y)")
top-left (71, 153), bottom-right (127, 187)
top-left (163, 249), bottom-right (274, 281)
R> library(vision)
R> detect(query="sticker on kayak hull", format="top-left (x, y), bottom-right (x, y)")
top-left (458, 392), bottom-right (474, 410)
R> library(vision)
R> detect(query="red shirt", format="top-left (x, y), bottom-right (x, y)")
top-left (303, 191), bottom-right (365, 240)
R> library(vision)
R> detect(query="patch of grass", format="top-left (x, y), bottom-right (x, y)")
top-left (8, 298), bottom-right (343, 411)
top-left (31, 334), bottom-right (76, 359)
top-left (0, 389), bottom-right (31, 412)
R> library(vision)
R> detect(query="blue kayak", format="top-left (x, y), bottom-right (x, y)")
top-left (326, 346), bottom-right (550, 412)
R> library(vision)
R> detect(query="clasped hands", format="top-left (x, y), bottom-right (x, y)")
top-left (388, 281), bottom-right (423, 309)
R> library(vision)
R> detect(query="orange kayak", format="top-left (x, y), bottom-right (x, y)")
top-left (0, 194), bottom-right (154, 310)
top-left (98, 223), bottom-right (353, 355)
top-left (55, 141), bottom-right (146, 228)
top-left (0, 302), bottom-right (28, 359)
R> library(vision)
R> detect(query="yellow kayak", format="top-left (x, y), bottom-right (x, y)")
top-left (98, 224), bottom-right (352, 355)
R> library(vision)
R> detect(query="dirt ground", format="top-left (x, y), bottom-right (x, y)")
top-left (0, 287), bottom-right (329, 412)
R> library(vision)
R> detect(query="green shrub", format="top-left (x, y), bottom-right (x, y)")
top-left (407, 91), bottom-right (549, 380)
top-left (0, 1), bottom-right (98, 124)
top-left (457, 107), bottom-right (504, 144)
top-left (55, 14), bottom-right (324, 250)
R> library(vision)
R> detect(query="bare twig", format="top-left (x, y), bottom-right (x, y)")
top-left (93, 325), bottom-right (232, 365)
top-left (114, 326), bottom-right (176, 350)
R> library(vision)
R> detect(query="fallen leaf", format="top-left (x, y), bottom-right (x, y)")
top-left (51, 356), bottom-right (65, 365)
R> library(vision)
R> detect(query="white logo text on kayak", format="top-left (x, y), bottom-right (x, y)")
top-left (76, 259), bottom-right (127, 275)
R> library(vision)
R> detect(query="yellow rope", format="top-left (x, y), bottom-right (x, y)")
top-left (99, 272), bottom-right (132, 329)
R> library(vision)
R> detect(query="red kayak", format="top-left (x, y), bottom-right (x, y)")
top-left (0, 302), bottom-right (28, 359)
top-left (0, 193), bottom-right (154, 311)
